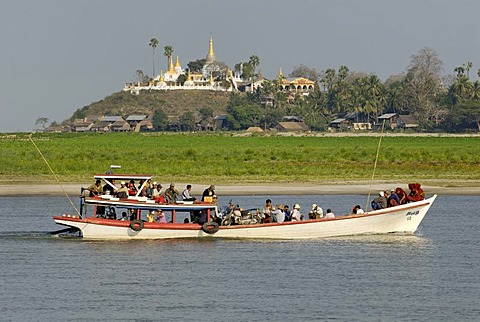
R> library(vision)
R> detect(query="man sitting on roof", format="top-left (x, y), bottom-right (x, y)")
top-left (164, 183), bottom-right (179, 204)
top-left (87, 179), bottom-right (102, 197)
top-left (117, 181), bottom-right (129, 198)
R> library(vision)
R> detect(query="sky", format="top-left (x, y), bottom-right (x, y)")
top-left (1, 0), bottom-right (480, 132)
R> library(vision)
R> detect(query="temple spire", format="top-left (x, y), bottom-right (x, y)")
top-left (168, 55), bottom-right (174, 72)
top-left (175, 56), bottom-right (181, 67)
top-left (278, 67), bottom-right (283, 79)
top-left (205, 35), bottom-right (216, 64)
top-left (209, 71), bottom-right (214, 85)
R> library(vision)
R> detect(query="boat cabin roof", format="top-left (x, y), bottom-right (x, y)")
top-left (94, 174), bottom-right (153, 197)
top-left (94, 174), bottom-right (152, 181)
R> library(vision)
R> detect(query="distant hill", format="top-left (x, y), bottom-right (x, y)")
top-left (68, 90), bottom-right (230, 122)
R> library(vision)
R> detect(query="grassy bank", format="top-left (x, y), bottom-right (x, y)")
top-left (1, 132), bottom-right (479, 185)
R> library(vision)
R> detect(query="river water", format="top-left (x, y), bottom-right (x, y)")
top-left (0, 194), bottom-right (478, 321)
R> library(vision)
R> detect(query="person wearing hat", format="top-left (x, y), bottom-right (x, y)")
top-left (116, 181), bottom-right (129, 198)
top-left (291, 204), bottom-right (303, 221)
top-left (371, 191), bottom-right (387, 210)
top-left (309, 203), bottom-right (324, 219)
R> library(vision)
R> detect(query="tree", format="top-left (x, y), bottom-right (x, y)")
top-left (464, 61), bottom-right (473, 79)
top-left (249, 55), bottom-right (260, 77)
top-left (403, 47), bottom-right (444, 125)
top-left (444, 100), bottom-right (480, 132)
top-left (187, 58), bottom-right (206, 72)
top-left (289, 65), bottom-right (319, 83)
top-left (152, 108), bottom-right (169, 131)
top-left (226, 104), bottom-right (264, 130)
top-left (135, 70), bottom-right (149, 83)
top-left (149, 38), bottom-right (159, 78)
top-left (179, 111), bottom-right (196, 131)
top-left (320, 68), bottom-right (336, 92)
top-left (35, 117), bottom-right (49, 129)
top-left (164, 45), bottom-right (173, 69)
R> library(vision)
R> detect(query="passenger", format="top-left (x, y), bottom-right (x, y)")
top-left (128, 180), bottom-right (137, 196)
top-left (155, 210), bottom-right (167, 223)
top-left (325, 209), bottom-right (335, 218)
top-left (396, 187), bottom-right (408, 204)
top-left (147, 210), bottom-right (156, 223)
top-left (137, 180), bottom-right (145, 192)
top-left (388, 189), bottom-right (400, 207)
top-left (143, 179), bottom-right (154, 198)
top-left (87, 179), bottom-right (103, 197)
top-left (371, 191), bottom-right (387, 210)
top-left (291, 204), bottom-right (303, 221)
top-left (220, 200), bottom-right (234, 217)
top-left (417, 183), bottom-right (425, 200)
top-left (128, 209), bottom-right (136, 221)
top-left (272, 204), bottom-right (285, 223)
top-left (116, 181), bottom-right (129, 198)
top-left (407, 183), bottom-right (424, 202)
top-left (352, 205), bottom-right (364, 215)
top-left (119, 211), bottom-right (128, 221)
top-left (182, 184), bottom-right (196, 201)
top-left (102, 179), bottom-right (116, 196)
top-left (283, 205), bottom-right (292, 222)
top-left (152, 183), bottom-right (163, 200)
top-left (202, 185), bottom-right (216, 202)
top-left (308, 203), bottom-right (324, 219)
top-left (263, 199), bottom-right (274, 223)
top-left (164, 183), bottom-right (179, 204)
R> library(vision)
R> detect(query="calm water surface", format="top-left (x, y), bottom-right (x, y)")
top-left (0, 194), bottom-right (479, 321)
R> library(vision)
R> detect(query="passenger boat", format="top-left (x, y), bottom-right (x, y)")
top-left (52, 173), bottom-right (437, 240)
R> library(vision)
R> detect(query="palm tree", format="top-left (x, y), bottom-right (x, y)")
top-left (249, 55), bottom-right (260, 77)
top-left (164, 45), bottom-right (173, 69)
top-left (149, 38), bottom-right (159, 78)
top-left (454, 66), bottom-right (465, 77)
top-left (464, 61), bottom-right (473, 79)
top-left (471, 81), bottom-right (480, 101)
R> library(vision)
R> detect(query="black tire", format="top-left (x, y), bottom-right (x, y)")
top-left (202, 222), bottom-right (220, 234)
top-left (221, 218), bottom-right (232, 226)
top-left (130, 220), bottom-right (144, 231)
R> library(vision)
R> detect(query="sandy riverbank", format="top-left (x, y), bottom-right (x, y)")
top-left (1, 182), bottom-right (479, 197)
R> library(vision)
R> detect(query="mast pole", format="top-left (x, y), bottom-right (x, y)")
top-left (29, 134), bottom-right (81, 217)
top-left (365, 120), bottom-right (386, 211)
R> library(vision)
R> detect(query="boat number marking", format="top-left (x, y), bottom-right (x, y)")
top-left (406, 210), bottom-right (419, 220)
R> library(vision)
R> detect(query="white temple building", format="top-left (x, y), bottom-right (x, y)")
top-left (124, 36), bottom-right (230, 94)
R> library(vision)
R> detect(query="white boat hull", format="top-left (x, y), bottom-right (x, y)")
top-left (54, 195), bottom-right (436, 240)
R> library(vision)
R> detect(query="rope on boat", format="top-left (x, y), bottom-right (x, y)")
top-left (29, 134), bottom-right (81, 217)
top-left (365, 120), bottom-right (386, 211)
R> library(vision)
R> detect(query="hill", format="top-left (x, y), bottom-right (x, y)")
top-left (68, 90), bottom-right (231, 122)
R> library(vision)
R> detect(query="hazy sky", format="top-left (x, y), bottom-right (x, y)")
top-left (1, 0), bottom-right (479, 132)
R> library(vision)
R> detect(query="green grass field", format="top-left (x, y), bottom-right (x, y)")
top-left (1, 132), bottom-right (479, 185)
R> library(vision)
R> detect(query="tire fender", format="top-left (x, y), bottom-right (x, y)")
top-left (130, 220), bottom-right (144, 232)
top-left (202, 222), bottom-right (219, 234)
